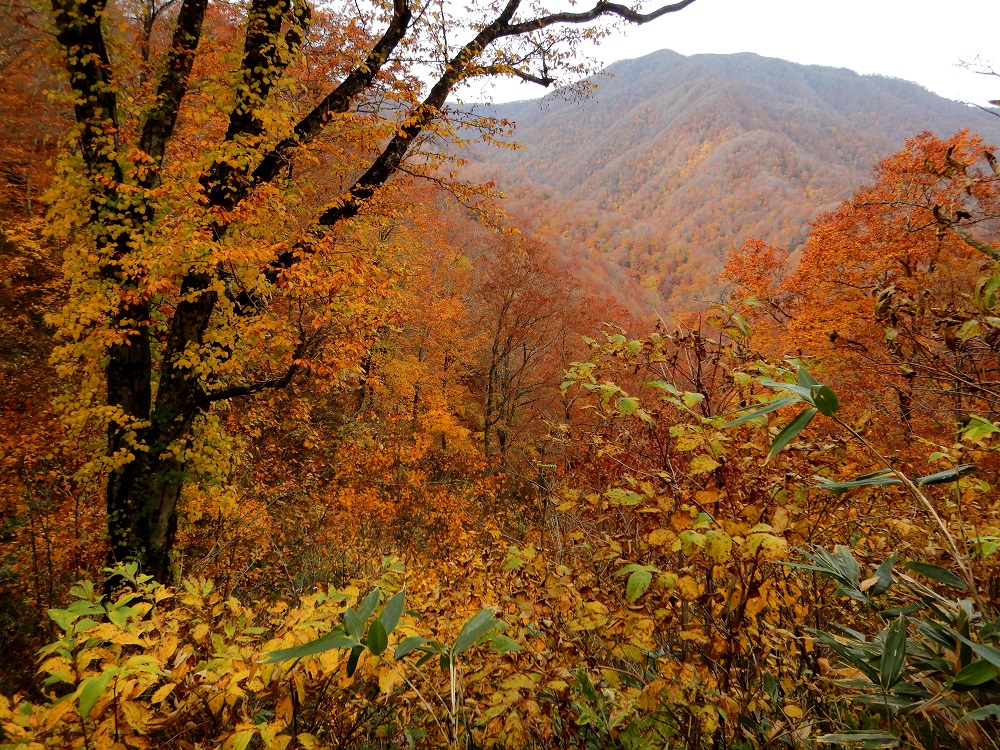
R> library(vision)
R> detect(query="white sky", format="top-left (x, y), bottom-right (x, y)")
top-left (470, 0), bottom-right (999, 106)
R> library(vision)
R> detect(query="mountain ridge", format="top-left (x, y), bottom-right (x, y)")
top-left (461, 49), bottom-right (1000, 310)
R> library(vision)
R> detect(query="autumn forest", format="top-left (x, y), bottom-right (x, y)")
top-left (2, 1), bottom-right (1000, 749)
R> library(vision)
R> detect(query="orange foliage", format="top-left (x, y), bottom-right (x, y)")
top-left (721, 238), bottom-right (787, 302)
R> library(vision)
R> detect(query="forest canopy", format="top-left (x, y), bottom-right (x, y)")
top-left (2, 1), bottom-right (1000, 749)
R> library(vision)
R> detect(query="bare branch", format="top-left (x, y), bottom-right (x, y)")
top-left (498, 0), bottom-right (699, 37)
top-left (480, 63), bottom-right (554, 87)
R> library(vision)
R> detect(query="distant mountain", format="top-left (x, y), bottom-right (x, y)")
top-left (461, 49), bottom-right (1000, 311)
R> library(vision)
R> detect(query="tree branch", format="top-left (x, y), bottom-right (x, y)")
top-left (200, 362), bottom-right (302, 403)
top-left (498, 0), bottom-right (699, 37)
top-left (137, 0), bottom-right (209, 188)
top-left (953, 227), bottom-right (1000, 261)
top-left (479, 63), bottom-right (554, 87)
top-left (199, 335), bottom-right (316, 403)
top-left (311, 0), bottom-right (698, 230)
top-left (202, 0), bottom-right (300, 209)
top-left (250, 0), bottom-right (413, 188)
top-left (50, 0), bottom-right (120, 179)
top-left (310, 0), bottom-right (525, 230)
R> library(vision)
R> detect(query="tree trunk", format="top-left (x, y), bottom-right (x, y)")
top-left (105, 274), bottom-right (217, 581)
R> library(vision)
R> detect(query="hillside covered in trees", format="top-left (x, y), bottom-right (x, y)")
top-left (2, 2), bottom-right (1000, 750)
top-left (464, 50), bottom-right (1000, 307)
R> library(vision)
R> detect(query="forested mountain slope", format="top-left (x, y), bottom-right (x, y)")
top-left (463, 49), bottom-right (1000, 309)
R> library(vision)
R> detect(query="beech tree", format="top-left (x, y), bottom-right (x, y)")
top-left (41, 0), bottom-right (700, 580)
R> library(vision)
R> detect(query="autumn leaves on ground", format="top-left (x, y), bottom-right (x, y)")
top-left (2, 1), bottom-right (1000, 748)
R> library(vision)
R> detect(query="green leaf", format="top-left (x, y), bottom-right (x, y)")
top-left (961, 416), bottom-right (1000, 443)
top-left (796, 367), bottom-right (820, 388)
top-left (367, 618), bottom-right (388, 656)
top-left (758, 379), bottom-right (814, 402)
top-left (452, 608), bottom-right (501, 657)
top-left (394, 636), bottom-right (436, 660)
top-left (617, 397), bottom-right (639, 416)
top-left (785, 545), bottom-right (862, 591)
top-left (66, 600), bottom-right (105, 616)
top-left (682, 391), bottom-right (705, 408)
top-left (344, 607), bottom-right (363, 639)
top-left (355, 589), bottom-right (381, 623)
top-left (606, 488), bottom-right (642, 506)
top-left (380, 589), bottom-right (405, 636)
top-left (851, 694), bottom-right (919, 710)
top-left (230, 729), bottom-right (256, 750)
top-left (811, 385), bottom-right (840, 417)
top-left (78, 670), bottom-right (114, 720)
top-left (879, 603), bottom-right (922, 618)
top-left (868, 555), bottom-right (896, 597)
top-left (767, 407), bottom-right (817, 460)
top-left (958, 704), bottom-right (1000, 723)
top-left (345, 644), bottom-right (364, 677)
top-left (487, 634), bottom-right (523, 655)
top-left (626, 570), bottom-right (652, 602)
top-left (832, 546), bottom-right (861, 584)
top-left (879, 617), bottom-right (907, 690)
top-left (952, 633), bottom-right (1000, 671)
top-left (914, 465), bottom-right (977, 486)
top-left (815, 732), bottom-right (899, 746)
top-left (720, 397), bottom-right (798, 428)
top-left (902, 562), bottom-right (968, 590)
top-left (617, 563), bottom-right (657, 576)
top-left (48, 608), bottom-right (77, 633)
top-left (953, 659), bottom-right (999, 686)
top-left (645, 380), bottom-right (681, 396)
top-left (263, 628), bottom-right (361, 663)
top-left (817, 469), bottom-right (900, 491)
top-left (810, 631), bottom-right (879, 684)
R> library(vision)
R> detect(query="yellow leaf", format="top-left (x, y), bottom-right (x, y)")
top-left (687, 454), bottom-right (720, 475)
top-left (501, 674), bottom-right (537, 691)
top-left (657, 572), bottom-right (679, 590)
top-left (637, 678), bottom-right (667, 711)
top-left (157, 634), bottom-right (179, 663)
top-left (647, 528), bottom-right (673, 547)
top-left (150, 683), bottom-right (175, 705)
top-left (225, 728), bottom-right (256, 750)
top-left (771, 507), bottom-right (790, 533)
top-left (694, 488), bottom-right (720, 504)
top-left (42, 700), bottom-right (73, 731)
top-left (121, 700), bottom-right (146, 731)
top-left (276, 695), bottom-right (293, 725)
top-left (783, 704), bottom-right (803, 719)
top-left (680, 629), bottom-right (710, 645)
top-left (705, 530), bottom-right (733, 563)
top-left (378, 665), bottom-right (404, 695)
top-left (568, 601), bottom-right (610, 631)
top-left (677, 576), bottom-right (700, 601)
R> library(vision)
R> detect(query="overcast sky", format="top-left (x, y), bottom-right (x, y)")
top-left (468, 0), bottom-right (999, 106)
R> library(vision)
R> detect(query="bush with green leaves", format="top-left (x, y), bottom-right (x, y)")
top-left (789, 545), bottom-right (1000, 748)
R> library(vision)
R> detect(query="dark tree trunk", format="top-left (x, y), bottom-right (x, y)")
top-left (105, 274), bottom-right (217, 580)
